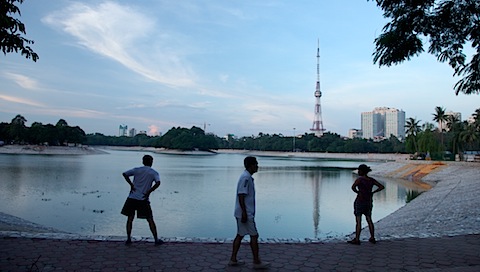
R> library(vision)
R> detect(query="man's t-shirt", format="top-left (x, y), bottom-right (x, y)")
top-left (234, 170), bottom-right (256, 219)
top-left (123, 166), bottom-right (160, 200)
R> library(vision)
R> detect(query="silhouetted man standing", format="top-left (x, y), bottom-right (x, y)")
top-left (121, 155), bottom-right (163, 246)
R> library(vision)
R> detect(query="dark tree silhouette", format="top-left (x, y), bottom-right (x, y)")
top-left (1, 0), bottom-right (39, 61)
top-left (370, 0), bottom-right (480, 95)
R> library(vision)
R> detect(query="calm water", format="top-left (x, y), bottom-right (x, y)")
top-left (0, 150), bottom-right (426, 240)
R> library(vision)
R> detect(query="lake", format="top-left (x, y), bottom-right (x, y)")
top-left (0, 150), bottom-right (426, 240)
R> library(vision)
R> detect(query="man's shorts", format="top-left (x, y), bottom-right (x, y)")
top-left (121, 198), bottom-right (153, 219)
top-left (236, 218), bottom-right (259, 236)
top-left (354, 202), bottom-right (373, 217)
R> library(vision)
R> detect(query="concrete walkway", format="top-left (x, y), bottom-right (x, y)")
top-left (1, 161), bottom-right (479, 271)
top-left (1, 234), bottom-right (479, 271)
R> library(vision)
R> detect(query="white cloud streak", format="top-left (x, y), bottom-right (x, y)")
top-left (3, 73), bottom-right (39, 90)
top-left (0, 94), bottom-right (45, 107)
top-left (42, 1), bottom-right (196, 88)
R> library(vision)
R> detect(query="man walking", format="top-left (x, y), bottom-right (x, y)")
top-left (121, 155), bottom-right (163, 246)
top-left (229, 156), bottom-right (270, 269)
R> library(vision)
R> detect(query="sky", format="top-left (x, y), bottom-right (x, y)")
top-left (1, 0), bottom-right (479, 138)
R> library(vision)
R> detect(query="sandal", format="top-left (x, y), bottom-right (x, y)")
top-left (347, 239), bottom-right (360, 245)
top-left (369, 238), bottom-right (377, 244)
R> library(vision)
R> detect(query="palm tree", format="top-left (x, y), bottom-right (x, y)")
top-left (432, 106), bottom-right (447, 148)
top-left (461, 123), bottom-right (479, 151)
top-left (405, 117), bottom-right (421, 153)
top-left (473, 108), bottom-right (480, 128)
top-left (446, 115), bottom-right (464, 160)
top-left (422, 122), bottom-right (436, 132)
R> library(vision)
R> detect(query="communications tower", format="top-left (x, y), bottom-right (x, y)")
top-left (310, 41), bottom-right (325, 137)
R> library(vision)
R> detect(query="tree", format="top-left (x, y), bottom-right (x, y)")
top-left (370, 0), bottom-right (480, 95)
top-left (11, 114), bottom-right (26, 126)
top-left (461, 123), bottom-right (479, 151)
top-left (473, 108), bottom-right (480, 127)
top-left (432, 106), bottom-right (448, 148)
top-left (432, 106), bottom-right (447, 132)
top-left (417, 122), bottom-right (443, 159)
top-left (405, 117), bottom-right (421, 153)
top-left (1, 0), bottom-right (38, 61)
top-left (445, 114), bottom-right (464, 160)
top-left (9, 114), bottom-right (27, 143)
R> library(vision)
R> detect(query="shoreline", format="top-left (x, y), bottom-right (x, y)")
top-left (0, 145), bottom-right (107, 155)
top-left (100, 145), bottom-right (412, 161)
top-left (1, 144), bottom-right (407, 161)
top-left (1, 148), bottom-right (478, 242)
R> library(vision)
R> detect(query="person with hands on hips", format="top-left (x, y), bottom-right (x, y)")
top-left (348, 164), bottom-right (385, 245)
top-left (120, 155), bottom-right (163, 246)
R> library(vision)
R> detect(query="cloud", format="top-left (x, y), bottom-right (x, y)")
top-left (3, 73), bottom-right (39, 90)
top-left (42, 1), bottom-right (196, 88)
top-left (0, 94), bottom-right (45, 107)
top-left (116, 104), bottom-right (147, 110)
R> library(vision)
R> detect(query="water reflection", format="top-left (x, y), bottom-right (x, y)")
top-left (406, 190), bottom-right (423, 203)
top-left (310, 169), bottom-right (321, 238)
top-left (0, 152), bottom-right (428, 239)
top-left (0, 154), bottom-right (83, 195)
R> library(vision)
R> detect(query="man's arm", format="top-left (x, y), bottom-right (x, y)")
top-left (351, 179), bottom-right (360, 194)
top-left (238, 194), bottom-right (247, 223)
top-left (144, 181), bottom-right (161, 199)
top-left (122, 173), bottom-right (135, 193)
top-left (372, 179), bottom-right (385, 194)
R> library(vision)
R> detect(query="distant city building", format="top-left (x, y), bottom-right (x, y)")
top-left (440, 111), bottom-right (462, 131)
top-left (467, 115), bottom-right (475, 124)
top-left (138, 130), bottom-right (147, 135)
top-left (361, 107), bottom-right (405, 140)
top-left (119, 124), bottom-right (128, 137)
top-left (348, 129), bottom-right (362, 139)
top-left (128, 128), bottom-right (136, 137)
top-left (224, 134), bottom-right (236, 141)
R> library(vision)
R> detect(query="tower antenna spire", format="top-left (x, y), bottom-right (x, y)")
top-left (310, 39), bottom-right (325, 137)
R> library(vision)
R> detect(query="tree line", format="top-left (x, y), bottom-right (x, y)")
top-left (86, 130), bottom-right (405, 154)
top-left (1, 107), bottom-right (479, 161)
top-left (0, 115), bottom-right (86, 146)
top-left (404, 107), bottom-right (480, 160)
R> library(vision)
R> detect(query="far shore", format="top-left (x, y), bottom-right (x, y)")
top-left (0, 145), bottom-right (107, 155)
top-left (0, 144), bottom-right (413, 161)
top-left (98, 145), bottom-right (413, 161)
top-left (2, 145), bottom-right (479, 168)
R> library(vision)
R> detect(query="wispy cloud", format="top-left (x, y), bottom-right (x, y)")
top-left (3, 72), bottom-right (40, 90)
top-left (42, 1), bottom-right (196, 88)
top-left (0, 94), bottom-right (45, 107)
top-left (35, 108), bottom-right (108, 119)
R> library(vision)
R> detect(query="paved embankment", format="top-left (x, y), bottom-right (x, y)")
top-left (368, 161), bottom-right (480, 241)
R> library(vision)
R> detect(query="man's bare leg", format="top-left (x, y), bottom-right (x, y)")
top-left (355, 215), bottom-right (362, 241)
top-left (250, 235), bottom-right (260, 264)
top-left (125, 215), bottom-right (134, 244)
top-left (230, 234), bottom-right (243, 262)
top-left (147, 218), bottom-right (161, 244)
